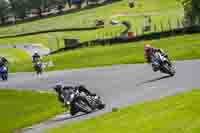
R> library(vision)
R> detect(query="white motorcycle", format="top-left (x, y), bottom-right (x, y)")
top-left (151, 52), bottom-right (175, 76)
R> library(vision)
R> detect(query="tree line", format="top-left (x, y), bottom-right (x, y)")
top-left (0, 0), bottom-right (103, 24)
top-left (1, 0), bottom-right (199, 27)
top-left (182, 0), bottom-right (200, 26)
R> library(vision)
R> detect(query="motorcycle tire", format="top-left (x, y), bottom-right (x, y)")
top-left (162, 62), bottom-right (175, 76)
top-left (72, 96), bottom-right (93, 114)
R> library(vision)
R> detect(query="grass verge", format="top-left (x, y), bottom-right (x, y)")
top-left (0, 48), bottom-right (33, 72)
top-left (0, 0), bottom-right (183, 52)
top-left (0, 0), bottom-right (182, 36)
top-left (44, 89), bottom-right (200, 133)
top-left (4, 33), bottom-right (200, 72)
top-left (42, 33), bottom-right (200, 71)
top-left (0, 89), bottom-right (63, 133)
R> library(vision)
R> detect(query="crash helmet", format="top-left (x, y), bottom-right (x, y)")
top-left (53, 82), bottom-right (64, 93)
top-left (144, 44), bottom-right (152, 53)
top-left (34, 51), bottom-right (38, 55)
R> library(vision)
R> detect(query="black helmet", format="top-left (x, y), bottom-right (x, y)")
top-left (77, 85), bottom-right (85, 90)
top-left (53, 82), bottom-right (64, 92)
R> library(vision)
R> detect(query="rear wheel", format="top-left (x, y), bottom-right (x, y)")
top-left (1, 75), bottom-right (4, 80)
top-left (97, 104), bottom-right (105, 109)
top-left (162, 62), bottom-right (175, 76)
top-left (4, 73), bottom-right (7, 80)
top-left (34, 64), bottom-right (43, 75)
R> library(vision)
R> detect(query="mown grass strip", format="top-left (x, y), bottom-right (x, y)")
top-left (0, 89), bottom-right (63, 133)
top-left (44, 89), bottom-right (200, 133)
top-left (3, 33), bottom-right (200, 72)
top-left (42, 33), bottom-right (200, 71)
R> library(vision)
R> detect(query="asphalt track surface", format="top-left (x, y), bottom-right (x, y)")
top-left (1, 60), bottom-right (200, 133)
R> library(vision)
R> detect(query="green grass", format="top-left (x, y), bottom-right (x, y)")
top-left (0, 0), bottom-right (182, 36)
top-left (0, 0), bottom-right (183, 51)
top-left (44, 89), bottom-right (200, 133)
top-left (0, 25), bottom-right (125, 50)
top-left (0, 89), bottom-right (63, 133)
top-left (0, 48), bottom-right (33, 72)
top-left (4, 33), bottom-right (200, 72)
top-left (40, 33), bottom-right (200, 71)
top-left (0, 48), bottom-right (30, 62)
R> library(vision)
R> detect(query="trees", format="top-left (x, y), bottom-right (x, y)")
top-left (28, 0), bottom-right (48, 17)
top-left (71, 0), bottom-right (85, 9)
top-left (49, 0), bottom-right (66, 13)
top-left (65, 0), bottom-right (72, 8)
top-left (0, 0), bottom-right (98, 24)
top-left (9, 0), bottom-right (29, 20)
top-left (29, 0), bottom-right (66, 16)
top-left (182, 0), bottom-right (200, 26)
top-left (0, 0), bottom-right (10, 24)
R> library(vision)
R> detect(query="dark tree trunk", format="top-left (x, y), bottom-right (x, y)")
top-left (1, 17), bottom-right (5, 24)
top-left (38, 8), bottom-right (42, 17)
top-left (67, 0), bottom-right (72, 8)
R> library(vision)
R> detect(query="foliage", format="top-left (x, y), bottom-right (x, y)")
top-left (182, 0), bottom-right (200, 26)
top-left (9, 0), bottom-right (30, 19)
top-left (0, 0), bottom-right (10, 23)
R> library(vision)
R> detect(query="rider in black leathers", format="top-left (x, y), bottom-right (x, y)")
top-left (32, 51), bottom-right (41, 64)
top-left (53, 83), bottom-right (95, 104)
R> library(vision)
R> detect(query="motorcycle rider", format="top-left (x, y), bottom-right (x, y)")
top-left (0, 56), bottom-right (8, 73)
top-left (32, 51), bottom-right (41, 64)
top-left (0, 56), bottom-right (8, 68)
top-left (53, 83), bottom-right (96, 105)
top-left (144, 44), bottom-right (171, 71)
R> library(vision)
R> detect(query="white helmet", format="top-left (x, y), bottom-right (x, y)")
top-left (34, 51), bottom-right (38, 54)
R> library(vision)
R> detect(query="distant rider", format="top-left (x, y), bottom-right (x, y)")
top-left (0, 56), bottom-right (9, 68)
top-left (32, 51), bottom-right (41, 64)
top-left (53, 83), bottom-right (96, 104)
top-left (144, 44), bottom-right (171, 71)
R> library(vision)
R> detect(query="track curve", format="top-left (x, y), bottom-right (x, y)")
top-left (1, 60), bottom-right (200, 133)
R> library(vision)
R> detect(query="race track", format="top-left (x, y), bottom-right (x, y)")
top-left (1, 60), bottom-right (200, 133)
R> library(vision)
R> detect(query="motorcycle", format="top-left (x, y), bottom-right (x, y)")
top-left (0, 66), bottom-right (8, 80)
top-left (151, 52), bottom-right (175, 76)
top-left (33, 61), bottom-right (43, 75)
top-left (63, 89), bottom-right (105, 116)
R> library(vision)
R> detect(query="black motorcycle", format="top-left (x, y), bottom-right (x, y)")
top-left (151, 52), bottom-right (175, 76)
top-left (63, 89), bottom-right (105, 116)
top-left (33, 61), bottom-right (43, 75)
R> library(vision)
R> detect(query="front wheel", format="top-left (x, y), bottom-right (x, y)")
top-left (162, 62), bottom-right (175, 76)
top-left (71, 96), bottom-right (92, 115)
top-left (1, 72), bottom-right (8, 80)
